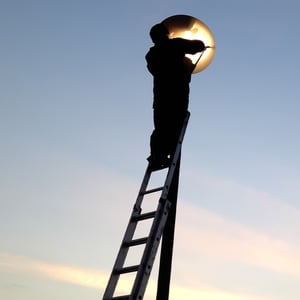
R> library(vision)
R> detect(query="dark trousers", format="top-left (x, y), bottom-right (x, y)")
top-left (150, 107), bottom-right (187, 160)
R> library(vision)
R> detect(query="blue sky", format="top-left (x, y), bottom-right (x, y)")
top-left (1, 1), bottom-right (300, 299)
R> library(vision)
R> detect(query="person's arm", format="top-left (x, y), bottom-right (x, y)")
top-left (175, 38), bottom-right (205, 54)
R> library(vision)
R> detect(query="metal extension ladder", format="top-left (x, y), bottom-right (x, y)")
top-left (102, 111), bottom-right (190, 300)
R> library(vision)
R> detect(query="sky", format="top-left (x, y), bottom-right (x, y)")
top-left (1, 0), bottom-right (300, 299)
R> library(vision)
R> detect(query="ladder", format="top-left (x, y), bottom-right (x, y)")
top-left (102, 111), bottom-right (190, 300)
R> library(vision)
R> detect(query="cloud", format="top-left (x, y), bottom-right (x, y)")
top-left (2, 161), bottom-right (299, 300)
top-left (181, 168), bottom-right (300, 241)
top-left (176, 204), bottom-right (300, 278)
top-left (169, 285), bottom-right (269, 300)
top-left (0, 252), bottom-right (271, 300)
top-left (98, 168), bottom-right (300, 298)
top-left (0, 252), bottom-right (104, 289)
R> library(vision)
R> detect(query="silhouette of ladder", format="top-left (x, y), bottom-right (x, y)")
top-left (102, 111), bottom-right (190, 300)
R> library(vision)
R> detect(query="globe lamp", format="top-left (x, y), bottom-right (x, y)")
top-left (162, 15), bottom-right (215, 73)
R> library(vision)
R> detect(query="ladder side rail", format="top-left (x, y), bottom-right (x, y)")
top-left (161, 111), bottom-right (190, 200)
top-left (130, 197), bottom-right (172, 300)
top-left (102, 220), bottom-right (139, 299)
top-left (103, 111), bottom-right (190, 300)
top-left (103, 166), bottom-right (153, 299)
top-left (130, 111), bottom-right (190, 299)
top-left (156, 159), bottom-right (180, 300)
top-left (134, 165), bottom-right (152, 209)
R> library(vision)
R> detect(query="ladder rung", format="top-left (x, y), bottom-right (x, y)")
top-left (142, 186), bottom-right (164, 195)
top-left (111, 296), bottom-right (130, 300)
top-left (132, 211), bottom-right (156, 221)
top-left (115, 265), bottom-right (139, 274)
top-left (124, 237), bottom-right (148, 247)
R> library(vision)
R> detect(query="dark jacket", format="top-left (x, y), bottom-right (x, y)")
top-left (146, 38), bottom-right (205, 109)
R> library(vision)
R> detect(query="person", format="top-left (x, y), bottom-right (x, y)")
top-left (146, 23), bottom-right (205, 170)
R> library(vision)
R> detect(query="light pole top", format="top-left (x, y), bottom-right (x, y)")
top-left (162, 14), bottom-right (215, 73)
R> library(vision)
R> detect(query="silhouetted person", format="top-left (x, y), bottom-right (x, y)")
top-left (146, 23), bottom-right (205, 170)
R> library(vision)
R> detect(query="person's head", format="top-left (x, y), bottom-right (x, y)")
top-left (149, 23), bottom-right (169, 44)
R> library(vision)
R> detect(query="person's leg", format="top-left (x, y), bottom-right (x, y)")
top-left (168, 109), bottom-right (186, 159)
top-left (148, 108), bottom-right (171, 169)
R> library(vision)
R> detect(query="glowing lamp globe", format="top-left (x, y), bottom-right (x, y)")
top-left (162, 15), bottom-right (215, 73)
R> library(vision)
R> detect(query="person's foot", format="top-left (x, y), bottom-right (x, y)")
top-left (147, 155), bottom-right (170, 171)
